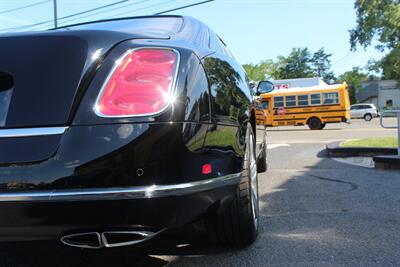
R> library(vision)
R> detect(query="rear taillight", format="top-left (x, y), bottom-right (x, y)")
top-left (94, 48), bottom-right (179, 117)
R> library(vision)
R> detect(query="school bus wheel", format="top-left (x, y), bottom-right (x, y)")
top-left (307, 117), bottom-right (323, 130)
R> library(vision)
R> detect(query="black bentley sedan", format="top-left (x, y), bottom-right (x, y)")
top-left (0, 15), bottom-right (267, 249)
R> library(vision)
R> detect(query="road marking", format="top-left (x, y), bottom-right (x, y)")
top-left (268, 144), bottom-right (290, 149)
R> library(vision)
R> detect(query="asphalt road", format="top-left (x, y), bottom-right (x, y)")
top-left (1, 118), bottom-right (399, 267)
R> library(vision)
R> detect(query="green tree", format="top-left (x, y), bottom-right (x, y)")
top-left (242, 47), bottom-right (336, 82)
top-left (337, 67), bottom-right (369, 104)
top-left (242, 60), bottom-right (276, 81)
top-left (367, 48), bottom-right (400, 80)
top-left (310, 48), bottom-right (336, 83)
top-left (350, 0), bottom-right (400, 80)
top-left (274, 48), bottom-right (314, 79)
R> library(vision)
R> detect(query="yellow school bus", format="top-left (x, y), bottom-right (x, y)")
top-left (259, 82), bottom-right (350, 130)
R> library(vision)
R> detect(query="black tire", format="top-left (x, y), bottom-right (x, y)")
top-left (308, 117), bottom-right (322, 130)
top-left (319, 123), bottom-right (326, 130)
top-left (364, 113), bottom-right (372, 121)
top-left (257, 130), bottom-right (267, 173)
top-left (206, 124), bottom-right (259, 247)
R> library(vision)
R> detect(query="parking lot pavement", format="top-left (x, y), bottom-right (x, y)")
top-left (2, 119), bottom-right (400, 266)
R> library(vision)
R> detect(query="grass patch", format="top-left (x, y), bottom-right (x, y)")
top-left (340, 137), bottom-right (398, 148)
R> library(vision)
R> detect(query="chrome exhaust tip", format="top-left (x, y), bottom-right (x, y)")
top-left (101, 231), bottom-right (158, 248)
top-left (60, 232), bottom-right (102, 249)
top-left (60, 229), bottom-right (164, 249)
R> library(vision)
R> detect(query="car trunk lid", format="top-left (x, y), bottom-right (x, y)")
top-left (0, 30), bottom-right (169, 164)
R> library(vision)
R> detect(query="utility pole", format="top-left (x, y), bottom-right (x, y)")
top-left (53, 0), bottom-right (58, 28)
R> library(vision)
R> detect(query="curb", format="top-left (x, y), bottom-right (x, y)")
top-left (326, 141), bottom-right (398, 158)
top-left (373, 155), bottom-right (400, 170)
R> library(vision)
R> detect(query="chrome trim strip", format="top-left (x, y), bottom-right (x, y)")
top-left (93, 47), bottom-right (181, 118)
top-left (0, 173), bottom-right (241, 202)
top-left (0, 127), bottom-right (68, 138)
top-left (101, 230), bottom-right (162, 248)
top-left (61, 232), bottom-right (103, 249)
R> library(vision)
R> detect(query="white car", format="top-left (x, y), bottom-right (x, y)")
top-left (350, 103), bottom-right (379, 121)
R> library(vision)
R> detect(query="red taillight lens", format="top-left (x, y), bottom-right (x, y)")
top-left (95, 48), bottom-right (178, 117)
top-left (202, 163), bottom-right (212, 175)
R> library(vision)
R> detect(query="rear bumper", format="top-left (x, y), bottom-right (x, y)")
top-left (0, 173), bottom-right (240, 242)
top-left (0, 173), bottom-right (240, 202)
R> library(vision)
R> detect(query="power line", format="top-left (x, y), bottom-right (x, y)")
top-left (105, 0), bottom-right (213, 21)
top-left (106, 0), bottom-right (176, 19)
top-left (154, 0), bottom-right (215, 15)
top-left (0, 0), bottom-right (134, 32)
top-left (0, 0), bottom-right (177, 32)
top-left (0, 0), bottom-right (51, 15)
top-left (1, 0), bottom-right (216, 32)
top-left (48, 0), bottom-right (149, 28)
top-left (331, 50), bottom-right (362, 68)
top-left (25, 0), bottom-right (169, 31)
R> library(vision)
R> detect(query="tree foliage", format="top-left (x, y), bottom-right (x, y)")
top-left (243, 47), bottom-right (336, 83)
top-left (311, 48), bottom-right (336, 83)
top-left (274, 48), bottom-right (314, 79)
top-left (337, 67), bottom-right (369, 104)
top-left (350, 0), bottom-right (400, 51)
top-left (242, 60), bottom-right (276, 81)
top-left (350, 0), bottom-right (400, 80)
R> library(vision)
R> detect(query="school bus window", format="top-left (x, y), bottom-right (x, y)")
top-left (285, 95), bottom-right (296, 107)
top-left (262, 101), bottom-right (269, 109)
top-left (310, 93), bottom-right (321, 105)
top-left (274, 96), bottom-right (284, 107)
top-left (298, 95), bottom-right (309, 106)
top-left (323, 92), bottom-right (339, 105)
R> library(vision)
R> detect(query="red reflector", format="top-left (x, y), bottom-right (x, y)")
top-left (202, 164), bottom-right (212, 175)
top-left (95, 48), bottom-right (178, 117)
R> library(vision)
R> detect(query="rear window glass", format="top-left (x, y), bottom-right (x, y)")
top-left (274, 96), bottom-right (284, 108)
top-left (323, 92), bottom-right (339, 105)
top-left (67, 17), bottom-right (183, 35)
top-left (361, 105), bottom-right (372, 109)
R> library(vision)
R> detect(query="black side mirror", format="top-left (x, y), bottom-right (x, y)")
top-left (256, 81), bottom-right (274, 96)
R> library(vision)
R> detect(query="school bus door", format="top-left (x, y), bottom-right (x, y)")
top-left (262, 98), bottom-right (273, 126)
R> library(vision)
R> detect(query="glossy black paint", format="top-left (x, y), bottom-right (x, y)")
top-left (0, 185), bottom-right (237, 241)
top-left (0, 16), bottom-right (266, 242)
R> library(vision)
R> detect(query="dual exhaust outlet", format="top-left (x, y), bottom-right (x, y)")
top-left (61, 230), bottom-right (162, 249)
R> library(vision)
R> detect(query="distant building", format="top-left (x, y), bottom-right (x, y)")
top-left (356, 80), bottom-right (400, 110)
top-left (272, 77), bottom-right (327, 89)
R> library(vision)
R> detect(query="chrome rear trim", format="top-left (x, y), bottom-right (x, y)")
top-left (101, 230), bottom-right (162, 248)
top-left (0, 173), bottom-right (241, 202)
top-left (0, 127), bottom-right (68, 138)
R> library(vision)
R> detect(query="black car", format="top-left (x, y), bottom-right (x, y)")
top-left (0, 15), bottom-right (267, 249)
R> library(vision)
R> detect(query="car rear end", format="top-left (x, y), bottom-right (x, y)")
top-left (368, 104), bottom-right (379, 117)
top-left (0, 17), bottom-right (241, 248)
